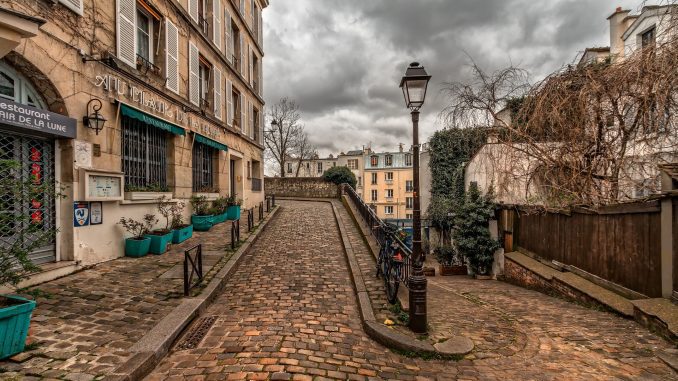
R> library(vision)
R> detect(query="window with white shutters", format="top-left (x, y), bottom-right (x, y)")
top-left (258, 9), bottom-right (263, 47)
top-left (240, 0), bottom-right (245, 15)
top-left (248, 101), bottom-right (254, 138)
top-left (59, 0), bottom-right (83, 15)
top-left (248, 45), bottom-right (253, 86)
top-left (240, 95), bottom-right (245, 133)
top-left (239, 35), bottom-right (244, 74)
top-left (213, 0), bottom-right (222, 50)
top-left (224, 9), bottom-right (232, 62)
top-left (116, 0), bottom-right (137, 67)
top-left (188, 0), bottom-right (198, 23)
top-left (259, 110), bottom-right (264, 144)
top-left (189, 41), bottom-right (200, 106)
top-left (226, 80), bottom-right (233, 127)
top-left (214, 68), bottom-right (222, 120)
top-left (165, 19), bottom-right (179, 94)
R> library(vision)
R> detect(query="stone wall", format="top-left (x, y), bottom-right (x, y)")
top-left (265, 177), bottom-right (340, 199)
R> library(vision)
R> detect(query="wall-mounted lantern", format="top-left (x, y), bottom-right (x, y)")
top-left (83, 98), bottom-right (107, 135)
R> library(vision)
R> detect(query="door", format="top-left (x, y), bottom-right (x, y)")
top-left (230, 159), bottom-right (236, 197)
top-left (0, 131), bottom-right (56, 265)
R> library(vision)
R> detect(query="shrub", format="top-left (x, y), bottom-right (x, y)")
top-left (323, 166), bottom-right (357, 189)
top-left (170, 201), bottom-right (187, 229)
top-left (190, 195), bottom-right (211, 215)
top-left (453, 183), bottom-right (499, 275)
top-left (433, 245), bottom-right (463, 267)
top-left (118, 214), bottom-right (157, 240)
top-left (156, 196), bottom-right (173, 232)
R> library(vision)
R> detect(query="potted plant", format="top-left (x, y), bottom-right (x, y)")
top-left (119, 214), bottom-right (156, 257)
top-left (434, 245), bottom-right (467, 276)
top-left (144, 196), bottom-right (174, 255)
top-left (0, 159), bottom-right (62, 359)
top-left (226, 195), bottom-right (242, 220)
top-left (210, 196), bottom-right (229, 224)
top-left (170, 201), bottom-right (193, 244)
top-left (190, 195), bottom-right (213, 231)
top-left (454, 183), bottom-right (499, 279)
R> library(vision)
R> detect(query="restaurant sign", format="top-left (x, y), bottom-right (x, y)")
top-left (0, 98), bottom-right (77, 138)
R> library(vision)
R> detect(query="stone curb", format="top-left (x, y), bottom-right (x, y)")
top-left (327, 200), bottom-right (440, 355)
top-left (104, 206), bottom-right (280, 381)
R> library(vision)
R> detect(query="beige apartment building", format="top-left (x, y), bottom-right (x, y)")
top-left (337, 149), bottom-right (367, 198)
top-left (285, 154), bottom-right (337, 177)
top-left (363, 147), bottom-right (414, 221)
top-left (0, 0), bottom-right (267, 280)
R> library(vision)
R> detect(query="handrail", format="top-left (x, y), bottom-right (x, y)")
top-left (342, 184), bottom-right (412, 288)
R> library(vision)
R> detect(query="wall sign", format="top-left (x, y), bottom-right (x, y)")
top-left (74, 202), bottom-right (90, 227)
top-left (75, 140), bottom-right (93, 168)
top-left (0, 98), bottom-right (77, 139)
top-left (81, 170), bottom-right (124, 201)
top-left (90, 202), bottom-right (103, 225)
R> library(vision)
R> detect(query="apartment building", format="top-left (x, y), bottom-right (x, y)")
top-left (337, 149), bottom-right (367, 198)
top-left (285, 154), bottom-right (338, 177)
top-left (0, 0), bottom-right (267, 277)
top-left (363, 147), bottom-right (414, 221)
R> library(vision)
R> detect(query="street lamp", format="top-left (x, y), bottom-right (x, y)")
top-left (400, 62), bottom-right (431, 334)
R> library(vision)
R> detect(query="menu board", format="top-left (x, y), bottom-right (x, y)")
top-left (87, 174), bottom-right (122, 200)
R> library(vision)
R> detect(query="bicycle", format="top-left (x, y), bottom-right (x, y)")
top-left (376, 227), bottom-right (404, 304)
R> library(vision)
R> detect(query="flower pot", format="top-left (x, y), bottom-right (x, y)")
top-left (125, 237), bottom-right (151, 257)
top-left (227, 205), bottom-right (241, 220)
top-left (212, 212), bottom-right (228, 224)
top-left (172, 224), bottom-right (193, 244)
top-left (145, 230), bottom-right (174, 255)
top-left (191, 215), bottom-right (214, 231)
top-left (0, 295), bottom-right (36, 360)
top-left (439, 264), bottom-right (468, 276)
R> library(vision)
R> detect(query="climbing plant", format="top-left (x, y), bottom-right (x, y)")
top-left (454, 182), bottom-right (499, 275)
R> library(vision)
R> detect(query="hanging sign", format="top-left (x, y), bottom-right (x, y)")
top-left (73, 202), bottom-right (90, 227)
top-left (0, 98), bottom-right (76, 138)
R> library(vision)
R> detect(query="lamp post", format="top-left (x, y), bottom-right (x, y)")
top-left (399, 62), bottom-right (431, 334)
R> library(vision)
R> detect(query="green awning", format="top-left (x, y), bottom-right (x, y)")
top-left (195, 133), bottom-right (229, 151)
top-left (120, 104), bottom-right (185, 136)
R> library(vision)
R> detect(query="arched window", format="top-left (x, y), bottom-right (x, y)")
top-left (0, 62), bottom-right (46, 109)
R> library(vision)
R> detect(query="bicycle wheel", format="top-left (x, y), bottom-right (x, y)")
top-left (385, 263), bottom-right (400, 304)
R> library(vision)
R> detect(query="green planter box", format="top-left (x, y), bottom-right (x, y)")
top-left (227, 206), bottom-right (241, 220)
top-left (125, 237), bottom-right (151, 257)
top-left (191, 215), bottom-right (213, 231)
top-left (172, 225), bottom-right (193, 244)
top-left (0, 295), bottom-right (36, 360)
top-left (212, 212), bottom-right (228, 224)
top-left (145, 231), bottom-right (174, 255)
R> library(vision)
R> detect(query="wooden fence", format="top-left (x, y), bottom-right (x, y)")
top-left (498, 200), bottom-right (664, 298)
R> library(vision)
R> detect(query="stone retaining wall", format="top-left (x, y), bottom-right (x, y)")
top-left (264, 177), bottom-right (340, 198)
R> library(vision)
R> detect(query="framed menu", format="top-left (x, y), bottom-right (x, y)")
top-left (82, 170), bottom-right (125, 201)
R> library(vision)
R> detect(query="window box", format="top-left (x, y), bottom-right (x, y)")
top-left (192, 192), bottom-right (220, 201)
top-left (124, 191), bottom-right (173, 201)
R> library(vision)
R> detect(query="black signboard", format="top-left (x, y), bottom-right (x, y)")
top-left (0, 98), bottom-right (76, 139)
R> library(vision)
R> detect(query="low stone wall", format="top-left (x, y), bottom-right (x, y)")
top-left (264, 177), bottom-right (340, 199)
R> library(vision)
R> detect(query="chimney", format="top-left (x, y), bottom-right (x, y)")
top-left (608, 6), bottom-right (631, 61)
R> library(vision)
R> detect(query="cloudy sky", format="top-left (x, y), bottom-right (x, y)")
top-left (263, 0), bottom-right (647, 157)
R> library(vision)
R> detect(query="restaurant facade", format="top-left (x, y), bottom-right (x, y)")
top-left (0, 0), bottom-right (267, 282)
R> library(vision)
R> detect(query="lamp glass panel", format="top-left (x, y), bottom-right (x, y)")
top-left (405, 79), bottom-right (427, 104)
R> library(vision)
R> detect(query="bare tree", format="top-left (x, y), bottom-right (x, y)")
top-left (443, 6), bottom-right (678, 207)
top-left (294, 133), bottom-right (317, 177)
top-left (264, 97), bottom-right (315, 177)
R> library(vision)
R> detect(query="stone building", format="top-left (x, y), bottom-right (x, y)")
top-left (284, 154), bottom-right (337, 178)
top-left (0, 0), bottom-right (267, 282)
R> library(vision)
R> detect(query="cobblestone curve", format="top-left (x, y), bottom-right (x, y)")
top-left (146, 200), bottom-right (677, 381)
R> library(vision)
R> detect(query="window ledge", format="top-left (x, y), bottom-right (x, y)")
top-left (192, 192), bottom-right (220, 200)
top-left (124, 191), bottom-right (173, 201)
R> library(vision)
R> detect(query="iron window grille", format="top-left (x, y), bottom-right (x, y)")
top-left (192, 141), bottom-right (215, 192)
top-left (122, 116), bottom-right (168, 190)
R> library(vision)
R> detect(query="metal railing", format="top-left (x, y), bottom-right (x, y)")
top-left (198, 15), bottom-right (209, 35)
top-left (247, 208), bottom-right (254, 232)
top-left (342, 184), bottom-right (412, 288)
top-left (231, 219), bottom-right (240, 249)
top-left (183, 244), bottom-right (204, 296)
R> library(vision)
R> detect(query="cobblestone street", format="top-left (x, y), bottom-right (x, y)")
top-left (147, 200), bottom-right (677, 380)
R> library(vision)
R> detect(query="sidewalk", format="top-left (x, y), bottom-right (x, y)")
top-left (0, 205), bottom-right (270, 380)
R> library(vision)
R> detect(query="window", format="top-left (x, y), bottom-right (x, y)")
top-left (371, 172), bottom-right (377, 185)
top-left (385, 172), bottom-right (393, 182)
top-left (358, 176), bottom-right (362, 186)
top-left (405, 153), bottom-right (412, 166)
top-left (232, 24), bottom-right (241, 70)
top-left (347, 159), bottom-right (358, 169)
top-left (385, 206), bottom-right (394, 215)
top-left (385, 154), bottom-right (393, 166)
top-left (198, 0), bottom-right (209, 35)
top-left (192, 142), bottom-right (216, 191)
top-left (122, 117), bottom-right (168, 189)
top-left (371, 189), bottom-right (378, 202)
top-left (406, 213), bottom-right (413, 220)
top-left (136, 8), bottom-right (153, 63)
top-left (0, 63), bottom-right (45, 108)
top-left (232, 88), bottom-right (242, 127)
top-left (333, 162), bottom-right (336, 167)
top-left (641, 26), bottom-right (656, 48)
top-left (406, 180), bottom-right (413, 192)
top-left (247, 160), bottom-right (251, 179)
top-left (198, 57), bottom-right (211, 108)
top-left (370, 155), bottom-right (378, 166)
top-left (287, 162), bottom-right (292, 174)
top-left (253, 106), bottom-right (260, 142)
top-left (406, 197), bottom-right (413, 209)
top-left (317, 162), bottom-right (323, 174)
top-left (385, 189), bottom-right (394, 198)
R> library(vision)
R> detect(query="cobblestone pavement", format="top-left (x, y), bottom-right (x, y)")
top-left (147, 200), bottom-right (677, 380)
top-left (0, 208), bottom-right (264, 380)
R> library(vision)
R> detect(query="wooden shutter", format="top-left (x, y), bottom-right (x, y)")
top-left (214, 68), bottom-right (222, 120)
top-left (250, 0), bottom-right (255, 25)
top-left (249, 45), bottom-right (254, 86)
top-left (258, 9), bottom-right (263, 46)
top-left (213, 0), bottom-right (222, 50)
top-left (225, 9), bottom-right (232, 62)
top-left (116, 0), bottom-right (136, 67)
top-left (188, 0), bottom-right (198, 23)
top-left (248, 101), bottom-right (254, 138)
top-left (239, 35), bottom-right (244, 74)
top-left (59, 0), bottom-right (83, 15)
top-left (240, 95), bottom-right (245, 133)
top-left (260, 108), bottom-right (264, 143)
top-left (226, 80), bottom-right (233, 127)
top-left (240, 0), bottom-right (245, 15)
top-left (189, 41), bottom-right (200, 106)
top-left (165, 19), bottom-right (179, 94)
top-left (258, 60), bottom-right (262, 95)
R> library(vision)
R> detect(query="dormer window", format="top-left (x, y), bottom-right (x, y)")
top-left (385, 154), bottom-right (393, 166)
top-left (370, 155), bottom-right (378, 166)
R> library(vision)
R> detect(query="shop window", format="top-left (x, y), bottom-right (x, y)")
top-left (122, 117), bottom-right (168, 190)
top-left (192, 142), bottom-right (216, 192)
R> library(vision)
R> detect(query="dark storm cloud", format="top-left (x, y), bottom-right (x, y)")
top-left (263, 0), bottom-right (645, 158)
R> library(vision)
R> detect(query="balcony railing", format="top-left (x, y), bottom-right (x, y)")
top-left (198, 15), bottom-right (209, 35)
top-left (343, 184), bottom-right (412, 288)
top-left (136, 54), bottom-right (160, 75)
top-left (252, 177), bottom-right (262, 192)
